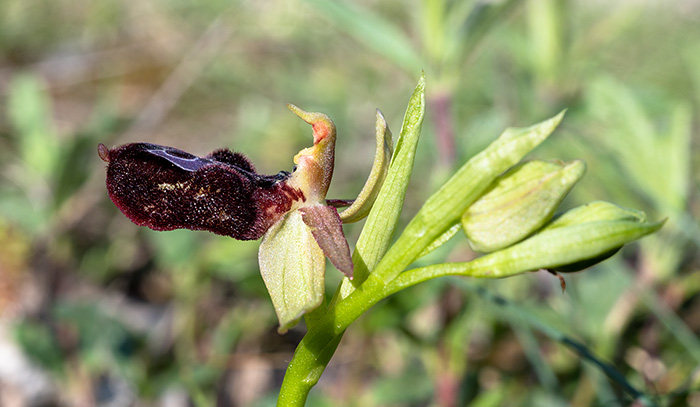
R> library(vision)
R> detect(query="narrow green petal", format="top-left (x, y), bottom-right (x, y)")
top-left (259, 211), bottom-right (326, 333)
top-left (338, 110), bottom-right (394, 223)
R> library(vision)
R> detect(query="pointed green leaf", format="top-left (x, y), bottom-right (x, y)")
top-left (259, 211), bottom-right (326, 333)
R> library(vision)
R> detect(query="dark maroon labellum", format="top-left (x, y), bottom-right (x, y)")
top-left (99, 143), bottom-right (303, 240)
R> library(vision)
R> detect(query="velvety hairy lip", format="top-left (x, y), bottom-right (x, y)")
top-left (99, 142), bottom-right (300, 240)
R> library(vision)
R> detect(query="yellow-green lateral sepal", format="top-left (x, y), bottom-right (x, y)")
top-left (259, 211), bottom-right (326, 333)
top-left (468, 202), bottom-right (665, 278)
top-left (339, 110), bottom-right (393, 223)
top-left (462, 160), bottom-right (586, 252)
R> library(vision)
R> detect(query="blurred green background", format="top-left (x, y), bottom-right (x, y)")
top-left (0, 0), bottom-right (698, 406)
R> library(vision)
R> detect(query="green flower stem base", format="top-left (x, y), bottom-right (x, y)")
top-left (278, 257), bottom-right (531, 406)
top-left (277, 275), bottom-right (388, 407)
top-left (278, 330), bottom-right (344, 407)
top-left (279, 253), bottom-right (533, 407)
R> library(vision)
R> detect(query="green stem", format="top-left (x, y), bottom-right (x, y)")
top-left (384, 256), bottom-right (530, 297)
top-left (277, 331), bottom-right (344, 407)
top-left (303, 298), bottom-right (328, 332)
top-left (277, 275), bottom-right (389, 405)
top-left (277, 252), bottom-right (519, 404)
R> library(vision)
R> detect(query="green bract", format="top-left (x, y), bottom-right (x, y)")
top-left (337, 74), bottom-right (425, 298)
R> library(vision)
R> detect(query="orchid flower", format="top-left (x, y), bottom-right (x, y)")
top-left (99, 104), bottom-right (392, 332)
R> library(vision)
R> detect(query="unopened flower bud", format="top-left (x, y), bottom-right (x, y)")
top-left (462, 160), bottom-right (586, 252)
top-left (470, 201), bottom-right (664, 277)
top-left (543, 201), bottom-right (653, 272)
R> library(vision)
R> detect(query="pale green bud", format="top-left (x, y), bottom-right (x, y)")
top-left (469, 201), bottom-right (664, 277)
top-left (462, 160), bottom-right (586, 252)
top-left (543, 201), bottom-right (654, 272)
top-left (408, 111), bottom-right (566, 259)
top-left (545, 200), bottom-right (647, 228)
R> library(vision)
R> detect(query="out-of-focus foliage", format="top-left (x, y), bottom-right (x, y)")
top-left (0, 0), bottom-right (697, 406)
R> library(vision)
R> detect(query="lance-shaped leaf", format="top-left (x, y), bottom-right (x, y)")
top-left (259, 210), bottom-right (326, 333)
top-left (338, 110), bottom-right (394, 223)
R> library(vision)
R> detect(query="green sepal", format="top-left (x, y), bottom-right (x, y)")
top-left (338, 110), bottom-right (394, 223)
top-left (259, 211), bottom-right (326, 333)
